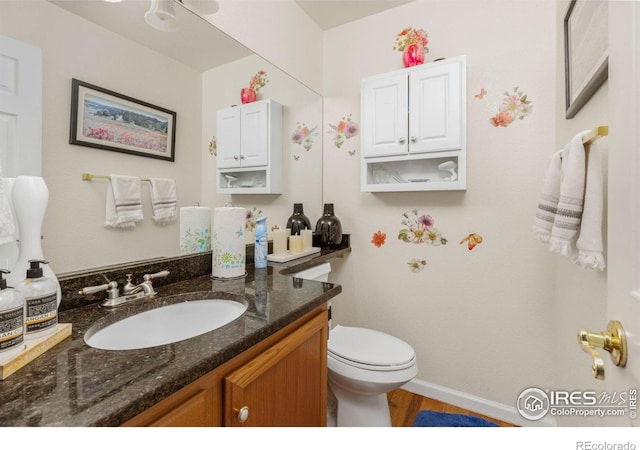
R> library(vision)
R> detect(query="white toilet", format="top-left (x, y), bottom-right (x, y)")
top-left (293, 263), bottom-right (418, 427)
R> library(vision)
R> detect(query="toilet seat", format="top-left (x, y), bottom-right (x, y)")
top-left (328, 325), bottom-right (416, 371)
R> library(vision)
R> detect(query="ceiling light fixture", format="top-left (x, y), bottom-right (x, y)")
top-left (144, 0), bottom-right (179, 32)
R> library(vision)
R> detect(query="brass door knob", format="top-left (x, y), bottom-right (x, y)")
top-left (577, 320), bottom-right (627, 380)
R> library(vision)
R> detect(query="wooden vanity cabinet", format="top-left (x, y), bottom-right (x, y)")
top-left (123, 305), bottom-right (328, 427)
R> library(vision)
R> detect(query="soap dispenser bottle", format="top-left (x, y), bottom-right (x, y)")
top-left (254, 216), bottom-right (268, 269)
top-left (15, 260), bottom-right (58, 340)
top-left (0, 269), bottom-right (25, 360)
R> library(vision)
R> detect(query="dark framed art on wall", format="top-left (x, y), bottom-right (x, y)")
top-left (563, 0), bottom-right (608, 119)
top-left (69, 78), bottom-right (176, 161)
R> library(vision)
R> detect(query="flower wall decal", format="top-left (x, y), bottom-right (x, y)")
top-left (209, 136), bottom-right (216, 156)
top-left (393, 27), bottom-right (429, 53)
top-left (291, 122), bottom-right (318, 152)
top-left (245, 207), bottom-right (262, 232)
top-left (249, 70), bottom-right (269, 92)
top-left (328, 113), bottom-right (359, 149)
top-left (490, 87), bottom-right (533, 127)
top-left (398, 209), bottom-right (448, 246)
top-left (407, 258), bottom-right (427, 272)
top-left (371, 230), bottom-right (387, 248)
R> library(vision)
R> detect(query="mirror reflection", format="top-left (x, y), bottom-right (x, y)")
top-left (1, 0), bottom-right (323, 274)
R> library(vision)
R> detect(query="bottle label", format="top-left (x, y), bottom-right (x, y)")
top-left (25, 292), bottom-right (57, 335)
top-left (0, 306), bottom-right (24, 352)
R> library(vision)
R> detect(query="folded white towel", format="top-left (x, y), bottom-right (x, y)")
top-left (533, 150), bottom-right (563, 243)
top-left (148, 178), bottom-right (177, 225)
top-left (576, 140), bottom-right (605, 270)
top-left (548, 130), bottom-right (591, 257)
top-left (105, 175), bottom-right (143, 229)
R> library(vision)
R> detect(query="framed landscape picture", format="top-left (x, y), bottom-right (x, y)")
top-left (563, 0), bottom-right (608, 119)
top-left (69, 78), bottom-right (176, 161)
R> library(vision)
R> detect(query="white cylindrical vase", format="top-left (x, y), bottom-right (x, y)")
top-left (0, 178), bottom-right (19, 272)
top-left (6, 176), bottom-right (62, 306)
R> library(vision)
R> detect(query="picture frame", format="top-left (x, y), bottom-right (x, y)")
top-left (563, 0), bottom-right (608, 119)
top-left (70, 78), bottom-right (176, 161)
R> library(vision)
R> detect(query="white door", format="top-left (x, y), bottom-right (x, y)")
top-left (408, 56), bottom-right (464, 154)
top-left (216, 106), bottom-right (241, 169)
top-left (239, 100), bottom-right (269, 168)
top-left (361, 71), bottom-right (408, 158)
top-left (0, 35), bottom-right (42, 177)
top-left (602, 1), bottom-right (640, 426)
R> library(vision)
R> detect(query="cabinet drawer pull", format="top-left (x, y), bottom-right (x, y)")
top-left (236, 406), bottom-right (249, 423)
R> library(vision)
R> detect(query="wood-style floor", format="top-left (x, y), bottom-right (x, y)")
top-left (387, 388), bottom-right (517, 427)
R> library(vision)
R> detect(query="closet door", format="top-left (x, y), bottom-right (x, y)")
top-left (0, 36), bottom-right (42, 177)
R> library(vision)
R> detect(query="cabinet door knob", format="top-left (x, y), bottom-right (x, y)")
top-left (233, 155), bottom-right (239, 160)
top-left (240, 155), bottom-right (245, 160)
top-left (398, 137), bottom-right (406, 144)
top-left (410, 136), bottom-right (417, 143)
top-left (236, 406), bottom-right (249, 423)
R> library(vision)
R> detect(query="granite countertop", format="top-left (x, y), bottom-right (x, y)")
top-left (0, 246), bottom-right (348, 427)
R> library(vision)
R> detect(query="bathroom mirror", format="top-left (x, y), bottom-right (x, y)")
top-left (2, 0), bottom-right (323, 273)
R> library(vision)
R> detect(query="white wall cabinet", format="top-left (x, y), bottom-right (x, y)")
top-left (361, 55), bottom-right (466, 192)
top-left (216, 99), bottom-right (283, 194)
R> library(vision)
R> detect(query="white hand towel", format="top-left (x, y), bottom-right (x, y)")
top-left (149, 178), bottom-right (177, 225)
top-left (533, 150), bottom-right (563, 243)
top-left (548, 130), bottom-right (591, 257)
top-left (105, 174), bottom-right (143, 229)
top-left (575, 140), bottom-right (605, 270)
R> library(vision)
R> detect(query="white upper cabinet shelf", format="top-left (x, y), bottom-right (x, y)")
top-left (216, 99), bottom-right (283, 194)
top-left (361, 55), bottom-right (466, 192)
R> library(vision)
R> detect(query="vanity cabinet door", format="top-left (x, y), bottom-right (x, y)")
top-left (408, 58), bottom-right (464, 154)
top-left (224, 311), bottom-right (328, 427)
top-left (361, 71), bottom-right (408, 158)
top-left (239, 100), bottom-right (269, 168)
top-left (216, 106), bottom-right (242, 169)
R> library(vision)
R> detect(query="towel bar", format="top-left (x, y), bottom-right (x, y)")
top-left (82, 173), bottom-right (151, 182)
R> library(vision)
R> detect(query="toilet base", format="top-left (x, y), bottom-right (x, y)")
top-left (329, 383), bottom-right (392, 427)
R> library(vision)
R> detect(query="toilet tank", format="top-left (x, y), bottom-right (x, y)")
top-left (292, 262), bottom-right (331, 282)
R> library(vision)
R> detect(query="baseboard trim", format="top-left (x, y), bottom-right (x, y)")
top-left (402, 378), bottom-right (557, 427)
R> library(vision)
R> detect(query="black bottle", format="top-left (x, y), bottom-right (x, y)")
top-left (315, 203), bottom-right (342, 247)
top-left (286, 203), bottom-right (311, 235)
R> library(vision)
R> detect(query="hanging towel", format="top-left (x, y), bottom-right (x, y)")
top-left (547, 130), bottom-right (591, 257)
top-left (105, 174), bottom-right (143, 228)
top-left (576, 140), bottom-right (605, 270)
top-left (533, 150), bottom-right (563, 243)
top-left (148, 178), bottom-right (177, 224)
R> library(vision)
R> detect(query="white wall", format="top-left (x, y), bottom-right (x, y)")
top-left (0, 1), bottom-right (202, 273)
top-left (323, 0), bottom-right (559, 415)
top-left (204, 0), bottom-right (324, 94)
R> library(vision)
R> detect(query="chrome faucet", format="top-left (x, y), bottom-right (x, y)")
top-left (79, 270), bottom-right (170, 307)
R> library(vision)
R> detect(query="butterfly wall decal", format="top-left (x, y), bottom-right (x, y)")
top-left (348, 149), bottom-right (356, 156)
top-left (460, 233), bottom-right (483, 250)
top-left (293, 155), bottom-right (300, 160)
top-left (474, 88), bottom-right (487, 100)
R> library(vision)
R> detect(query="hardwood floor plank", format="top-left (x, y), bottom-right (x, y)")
top-left (388, 388), bottom-right (517, 427)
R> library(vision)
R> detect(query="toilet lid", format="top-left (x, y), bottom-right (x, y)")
top-left (328, 325), bottom-right (416, 370)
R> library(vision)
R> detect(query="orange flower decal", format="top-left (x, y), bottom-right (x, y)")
top-left (460, 233), bottom-right (483, 250)
top-left (371, 230), bottom-right (387, 248)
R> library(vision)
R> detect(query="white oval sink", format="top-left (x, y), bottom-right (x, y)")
top-left (84, 299), bottom-right (247, 350)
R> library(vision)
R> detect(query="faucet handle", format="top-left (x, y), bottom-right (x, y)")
top-left (78, 281), bottom-right (119, 299)
top-left (143, 270), bottom-right (170, 282)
